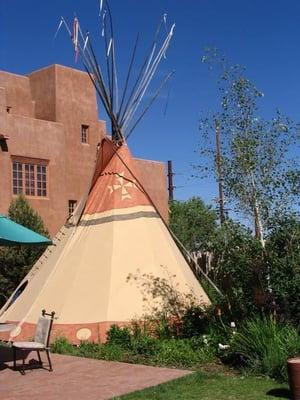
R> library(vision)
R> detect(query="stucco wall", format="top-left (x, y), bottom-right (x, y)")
top-left (0, 64), bottom-right (168, 235)
top-left (29, 66), bottom-right (56, 121)
top-left (0, 115), bottom-right (66, 235)
top-left (54, 65), bottom-right (105, 201)
top-left (135, 158), bottom-right (169, 223)
top-left (0, 71), bottom-right (35, 118)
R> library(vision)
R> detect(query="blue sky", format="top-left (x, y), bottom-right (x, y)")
top-left (1, 0), bottom-right (300, 211)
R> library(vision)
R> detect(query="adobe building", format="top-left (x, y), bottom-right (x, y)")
top-left (0, 65), bottom-right (168, 236)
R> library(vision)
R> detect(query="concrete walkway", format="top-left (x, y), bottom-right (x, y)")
top-left (0, 349), bottom-right (191, 400)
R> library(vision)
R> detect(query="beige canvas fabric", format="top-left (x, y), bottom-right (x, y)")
top-left (0, 139), bottom-right (210, 342)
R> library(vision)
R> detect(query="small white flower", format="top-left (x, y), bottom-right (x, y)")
top-left (203, 338), bottom-right (208, 345)
top-left (218, 343), bottom-right (230, 350)
top-left (230, 322), bottom-right (236, 328)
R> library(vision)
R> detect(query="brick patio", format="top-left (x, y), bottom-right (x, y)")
top-left (0, 348), bottom-right (191, 400)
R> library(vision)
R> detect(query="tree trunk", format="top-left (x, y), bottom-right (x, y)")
top-left (215, 120), bottom-right (226, 225)
top-left (250, 173), bottom-right (265, 247)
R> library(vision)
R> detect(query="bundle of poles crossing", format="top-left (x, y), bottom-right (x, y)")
top-left (56, 0), bottom-right (175, 144)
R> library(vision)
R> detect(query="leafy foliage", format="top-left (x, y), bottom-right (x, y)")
top-left (0, 195), bottom-right (49, 305)
top-left (180, 305), bottom-right (212, 338)
top-left (198, 48), bottom-right (299, 239)
top-left (207, 220), bottom-right (266, 320)
top-left (266, 216), bottom-right (300, 326)
top-left (231, 316), bottom-right (300, 381)
top-left (106, 324), bottom-right (132, 348)
top-left (126, 266), bottom-right (201, 320)
top-left (52, 327), bottom-right (215, 369)
top-left (169, 197), bottom-right (217, 252)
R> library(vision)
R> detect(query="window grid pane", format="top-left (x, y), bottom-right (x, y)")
top-left (81, 125), bottom-right (89, 143)
top-left (12, 161), bottom-right (47, 197)
top-left (12, 162), bottom-right (23, 195)
top-left (68, 200), bottom-right (77, 216)
top-left (25, 163), bottom-right (35, 196)
top-left (37, 164), bottom-right (47, 197)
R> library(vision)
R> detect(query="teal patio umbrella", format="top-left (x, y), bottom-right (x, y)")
top-left (0, 214), bottom-right (52, 246)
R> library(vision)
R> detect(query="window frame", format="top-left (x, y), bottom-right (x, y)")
top-left (81, 124), bottom-right (89, 144)
top-left (68, 200), bottom-right (77, 216)
top-left (11, 157), bottom-right (49, 199)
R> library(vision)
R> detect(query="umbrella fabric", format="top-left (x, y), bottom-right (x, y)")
top-left (0, 214), bottom-right (52, 246)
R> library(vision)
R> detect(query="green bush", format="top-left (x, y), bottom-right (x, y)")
top-left (51, 332), bottom-right (216, 369)
top-left (87, 343), bottom-right (125, 361)
top-left (51, 337), bottom-right (76, 355)
top-left (209, 221), bottom-right (265, 322)
top-left (180, 305), bottom-right (211, 338)
top-left (131, 335), bottom-right (158, 357)
top-left (154, 317), bottom-right (175, 339)
top-left (231, 316), bottom-right (300, 380)
top-left (266, 216), bottom-right (300, 327)
top-left (153, 338), bottom-right (215, 367)
top-left (106, 324), bottom-right (132, 348)
top-left (0, 195), bottom-right (49, 305)
top-left (77, 342), bottom-right (102, 358)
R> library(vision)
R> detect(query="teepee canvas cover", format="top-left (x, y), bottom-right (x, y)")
top-left (0, 138), bottom-right (210, 343)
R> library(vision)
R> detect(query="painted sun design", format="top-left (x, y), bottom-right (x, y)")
top-left (107, 172), bottom-right (137, 200)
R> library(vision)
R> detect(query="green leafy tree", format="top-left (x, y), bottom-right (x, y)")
top-left (266, 215), bottom-right (300, 326)
top-left (205, 215), bottom-right (300, 324)
top-left (0, 195), bottom-right (49, 305)
top-left (198, 48), bottom-right (299, 244)
top-left (209, 220), bottom-right (265, 320)
top-left (169, 197), bottom-right (217, 252)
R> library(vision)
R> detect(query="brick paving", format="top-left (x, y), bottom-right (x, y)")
top-left (0, 348), bottom-right (191, 400)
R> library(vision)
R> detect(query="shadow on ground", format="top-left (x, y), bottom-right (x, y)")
top-left (0, 345), bottom-right (40, 374)
top-left (267, 388), bottom-right (292, 399)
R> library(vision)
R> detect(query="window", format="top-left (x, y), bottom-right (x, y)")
top-left (81, 124), bottom-right (89, 143)
top-left (25, 163), bottom-right (35, 196)
top-left (12, 159), bottom-right (48, 197)
top-left (68, 200), bottom-right (77, 216)
top-left (12, 162), bottom-right (23, 195)
top-left (37, 165), bottom-right (47, 197)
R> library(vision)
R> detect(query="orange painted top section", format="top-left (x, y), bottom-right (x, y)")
top-left (84, 142), bottom-right (152, 215)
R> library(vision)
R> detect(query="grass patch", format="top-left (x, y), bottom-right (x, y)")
top-left (114, 372), bottom-right (291, 400)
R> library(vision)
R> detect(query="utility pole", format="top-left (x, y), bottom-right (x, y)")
top-left (215, 120), bottom-right (226, 224)
top-left (167, 160), bottom-right (174, 201)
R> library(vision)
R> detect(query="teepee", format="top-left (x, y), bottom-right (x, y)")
top-left (0, 3), bottom-right (211, 343)
top-left (0, 137), bottom-right (210, 342)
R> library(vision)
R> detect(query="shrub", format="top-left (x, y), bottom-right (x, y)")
top-left (51, 337), bottom-right (76, 355)
top-left (77, 342), bottom-right (102, 358)
top-left (209, 221), bottom-right (265, 322)
top-left (51, 332), bottom-right (217, 369)
top-left (231, 316), bottom-right (300, 381)
top-left (266, 216), bottom-right (300, 327)
top-left (131, 335), bottom-right (158, 357)
top-left (0, 195), bottom-right (49, 305)
top-left (153, 338), bottom-right (215, 367)
top-left (154, 317), bottom-right (175, 339)
top-left (180, 305), bottom-right (211, 338)
top-left (127, 266), bottom-right (213, 341)
top-left (106, 324), bottom-right (132, 348)
top-left (91, 343), bottom-right (125, 361)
